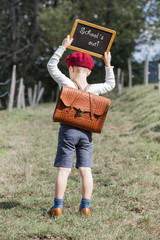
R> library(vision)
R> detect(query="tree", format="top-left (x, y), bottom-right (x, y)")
top-left (0, 0), bottom-right (160, 104)
top-left (0, 0), bottom-right (41, 80)
top-left (39, 0), bottom-right (149, 69)
top-left (39, 0), bottom-right (160, 87)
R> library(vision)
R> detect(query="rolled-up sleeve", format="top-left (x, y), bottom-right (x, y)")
top-left (88, 66), bottom-right (115, 95)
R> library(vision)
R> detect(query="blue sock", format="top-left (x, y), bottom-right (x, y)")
top-left (80, 198), bottom-right (90, 209)
top-left (52, 198), bottom-right (63, 209)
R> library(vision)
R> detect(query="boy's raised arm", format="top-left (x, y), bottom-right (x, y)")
top-left (47, 36), bottom-right (75, 89)
top-left (61, 35), bottom-right (73, 49)
top-left (87, 51), bottom-right (115, 95)
top-left (104, 52), bottom-right (111, 67)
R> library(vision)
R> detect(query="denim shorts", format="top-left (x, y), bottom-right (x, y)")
top-left (54, 124), bottom-right (93, 168)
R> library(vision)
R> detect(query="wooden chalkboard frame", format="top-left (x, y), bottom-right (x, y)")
top-left (68, 19), bottom-right (116, 59)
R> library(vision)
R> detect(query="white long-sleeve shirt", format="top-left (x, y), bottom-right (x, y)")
top-left (47, 46), bottom-right (115, 95)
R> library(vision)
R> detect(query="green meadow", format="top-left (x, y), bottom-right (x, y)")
top-left (0, 84), bottom-right (160, 240)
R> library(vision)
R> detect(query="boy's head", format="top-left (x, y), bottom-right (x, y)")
top-left (65, 52), bottom-right (94, 70)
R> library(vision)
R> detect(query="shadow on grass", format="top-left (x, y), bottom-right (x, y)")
top-left (0, 201), bottom-right (43, 212)
top-left (27, 233), bottom-right (73, 240)
top-left (0, 201), bottom-right (21, 209)
top-left (0, 200), bottom-right (50, 219)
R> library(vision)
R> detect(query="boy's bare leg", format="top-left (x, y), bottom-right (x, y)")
top-left (47, 167), bottom-right (71, 217)
top-left (55, 167), bottom-right (71, 199)
top-left (78, 167), bottom-right (93, 199)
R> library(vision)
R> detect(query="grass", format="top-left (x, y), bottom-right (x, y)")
top-left (0, 84), bottom-right (160, 240)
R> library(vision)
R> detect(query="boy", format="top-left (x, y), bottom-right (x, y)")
top-left (47, 35), bottom-right (115, 217)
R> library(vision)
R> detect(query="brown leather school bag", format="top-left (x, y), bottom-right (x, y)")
top-left (53, 82), bottom-right (111, 133)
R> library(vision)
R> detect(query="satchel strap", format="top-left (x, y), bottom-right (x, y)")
top-left (84, 84), bottom-right (91, 91)
top-left (73, 80), bottom-right (91, 92)
top-left (73, 80), bottom-right (83, 90)
top-left (71, 80), bottom-right (93, 121)
top-left (89, 93), bottom-right (94, 120)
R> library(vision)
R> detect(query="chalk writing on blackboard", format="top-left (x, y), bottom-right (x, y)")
top-left (68, 19), bottom-right (116, 59)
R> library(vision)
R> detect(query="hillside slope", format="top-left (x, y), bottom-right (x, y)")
top-left (111, 84), bottom-right (160, 143)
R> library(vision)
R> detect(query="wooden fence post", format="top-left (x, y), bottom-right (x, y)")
top-left (121, 71), bottom-right (124, 92)
top-left (21, 85), bottom-right (26, 109)
top-left (32, 84), bottom-right (38, 107)
top-left (17, 78), bottom-right (23, 108)
top-left (51, 91), bottom-right (55, 102)
top-left (128, 58), bottom-right (132, 88)
top-left (144, 54), bottom-right (149, 86)
top-left (116, 68), bottom-right (121, 96)
top-left (36, 87), bottom-right (44, 104)
top-left (8, 65), bottom-right (16, 112)
top-left (27, 88), bottom-right (32, 106)
top-left (158, 63), bottom-right (160, 92)
top-left (56, 86), bottom-right (60, 101)
top-left (28, 83), bottom-right (44, 107)
top-left (37, 81), bottom-right (42, 97)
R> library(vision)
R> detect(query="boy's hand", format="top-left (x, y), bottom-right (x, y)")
top-left (61, 35), bottom-right (73, 49)
top-left (104, 52), bottom-right (111, 67)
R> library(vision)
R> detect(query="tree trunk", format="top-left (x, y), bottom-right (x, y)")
top-left (9, 0), bottom-right (21, 64)
top-left (22, 0), bottom-right (40, 76)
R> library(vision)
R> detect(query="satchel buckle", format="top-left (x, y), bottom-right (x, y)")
top-left (77, 108), bottom-right (84, 117)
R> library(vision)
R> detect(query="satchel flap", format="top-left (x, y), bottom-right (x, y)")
top-left (60, 86), bottom-right (110, 115)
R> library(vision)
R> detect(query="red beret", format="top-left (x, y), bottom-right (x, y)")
top-left (65, 52), bottom-right (94, 70)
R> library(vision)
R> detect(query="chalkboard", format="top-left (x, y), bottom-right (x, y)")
top-left (68, 19), bottom-right (116, 59)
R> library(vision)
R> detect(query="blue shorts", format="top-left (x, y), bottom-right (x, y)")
top-left (54, 124), bottom-right (93, 168)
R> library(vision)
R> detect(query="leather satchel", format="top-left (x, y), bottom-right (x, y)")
top-left (53, 82), bottom-right (111, 133)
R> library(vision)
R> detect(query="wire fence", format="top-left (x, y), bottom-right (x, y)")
top-left (0, 59), bottom-right (159, 111)
top-left (0, 79), bottom-right (11, 86)
top-left (0, 78), bottom-right (11, 102)
top-left (0, 91), bottom-right (9, 99)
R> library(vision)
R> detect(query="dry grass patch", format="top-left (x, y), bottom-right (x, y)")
top-left (0, 85), bottom-right (160, 239)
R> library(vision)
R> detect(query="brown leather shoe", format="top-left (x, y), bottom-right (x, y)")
top-left (80, 208), bottom-right (91, 216)
top-left (47, 207), bottom-right (62, 217)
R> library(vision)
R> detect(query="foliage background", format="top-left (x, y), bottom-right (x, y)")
top-left (0, 0), bottom-right (160, 101)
